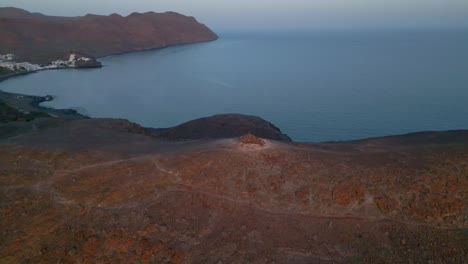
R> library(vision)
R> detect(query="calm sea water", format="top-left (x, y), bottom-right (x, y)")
top-left (1, 30), bottom-right (468, 142)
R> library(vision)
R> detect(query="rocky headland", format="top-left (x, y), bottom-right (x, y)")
top-left (150, 114), bottom-right (292, 142)
top-left (0, 7), bottom-right (218, 76)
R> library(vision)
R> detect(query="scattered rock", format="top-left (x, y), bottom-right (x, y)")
top-left (332, 178), bottom-right (366, 206)
top-left (374, 196), bottom-right (399, 212)
top-left (239, 133), bottom-right (265, 146)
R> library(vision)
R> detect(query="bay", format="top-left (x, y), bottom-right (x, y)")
top-left (1, 30), bottom-right (468, 141)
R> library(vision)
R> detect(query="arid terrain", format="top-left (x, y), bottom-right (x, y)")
top-left (0, 7), bottom-right (218, 64)
top-left (1, 112), bottom-right (467, 263)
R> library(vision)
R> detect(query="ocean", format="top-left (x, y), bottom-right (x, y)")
top-left (1, 30), bottom-right (468, 142)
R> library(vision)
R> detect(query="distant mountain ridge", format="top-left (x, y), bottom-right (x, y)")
top-left (0, 7), bottom-right (218, 63)
top-left (0, 7), bottom-right (47, 18)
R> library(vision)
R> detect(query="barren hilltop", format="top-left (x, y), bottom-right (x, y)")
top-left (0, 107), bottom-right (467, 263)
top-left (0, 7), bottom-right (218, 64)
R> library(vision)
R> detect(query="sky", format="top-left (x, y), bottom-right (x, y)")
top-left (1, 0), bottom-right (468, 30)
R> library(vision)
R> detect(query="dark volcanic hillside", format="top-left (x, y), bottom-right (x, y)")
top-left (0, 7), bottom-right (218, 63)
top-left (151, 114), bottom-right (292, 141)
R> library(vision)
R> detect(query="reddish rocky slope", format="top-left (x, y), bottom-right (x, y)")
top-left (0, 7), bottom-right (218, 63)
top-left (1, 117), bottom-right (467, 263)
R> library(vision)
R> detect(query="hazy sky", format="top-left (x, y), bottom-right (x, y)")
top-left (1, 0), bottom-right (468, 30)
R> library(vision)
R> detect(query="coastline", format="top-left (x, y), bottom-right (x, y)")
top-left (97, 38), bottom-right (219, 60)
top-left (0, 38), bottom-right (222, 122)
top-left (0, 70), bottom-right (36, 82)
top-left (1, 37), bottom-right (467, 143)
top-left (2, 77), bottom-right (467, 144)
top-left (0, 70), bottom-right (87, 119)
top-left (0, 88), bottom-right (87, 118)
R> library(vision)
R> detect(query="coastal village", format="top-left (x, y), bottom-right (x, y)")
top-left (0, 53), bottom-right (99, 73)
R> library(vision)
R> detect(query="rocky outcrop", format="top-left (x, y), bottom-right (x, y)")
top-left (0, 7), bottom-right (218, 64)
top-left (239, 133), bottom-right (265, 145)
top-left (151, 114), bottom-right (292, 141)
top-left (73, 57), bottom-right (102, 68)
